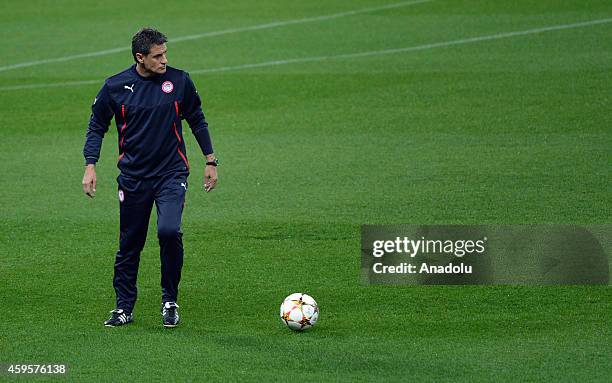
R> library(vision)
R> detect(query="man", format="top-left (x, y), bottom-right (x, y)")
top-left (82, 28), bottom-right (218, 328)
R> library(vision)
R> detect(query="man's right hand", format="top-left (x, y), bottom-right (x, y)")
top-left (82, 164), bottom-right (97, 198)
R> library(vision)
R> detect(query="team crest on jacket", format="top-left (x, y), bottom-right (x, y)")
top-left (161, 81), bottom-right (174, 94)
top-left (118, 189), bottom-right (125, 202)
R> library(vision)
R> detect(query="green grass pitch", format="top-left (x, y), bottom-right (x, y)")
top-left (0, 0), bottom-right (611, 381)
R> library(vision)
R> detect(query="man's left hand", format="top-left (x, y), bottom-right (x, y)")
top-left (204, 165), bottom-right (217, 192)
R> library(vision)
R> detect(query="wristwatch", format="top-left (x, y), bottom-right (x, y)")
top-left (206, 158), bottom-right (219, 167)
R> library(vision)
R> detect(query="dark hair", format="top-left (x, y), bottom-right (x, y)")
top-left (131, 28), bottom-right (168, 62)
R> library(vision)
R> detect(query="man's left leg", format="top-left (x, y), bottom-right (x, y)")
top-left (154, 172), bottom-right (187, 327)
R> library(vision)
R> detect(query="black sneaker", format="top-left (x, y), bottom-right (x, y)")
top-left (104, 309), bottom-right (133, 327)
top-left (161, 302), bottom-right (180, 328)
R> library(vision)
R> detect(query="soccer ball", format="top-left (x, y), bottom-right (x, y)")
top-left (280, 293), bottom-right (319, 331)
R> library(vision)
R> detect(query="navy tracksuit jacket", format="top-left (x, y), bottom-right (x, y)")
top-left (83, 64), bottom-right (213, 311)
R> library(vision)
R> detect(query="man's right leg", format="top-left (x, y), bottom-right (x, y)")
top-left (113, 175), bottom-right (154, 313)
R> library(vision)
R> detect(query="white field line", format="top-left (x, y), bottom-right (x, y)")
top-left (190, 17), bottom-right (612, 74)
top-left (0, 79), bottom-right (100, 91)
top-left (0, 0), bottom-right (433, 73)
top-left (1, 17), bottom-right (611, 92)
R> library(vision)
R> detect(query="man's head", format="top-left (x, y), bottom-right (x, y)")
top-left (131, 28), bottom-right (168, 76)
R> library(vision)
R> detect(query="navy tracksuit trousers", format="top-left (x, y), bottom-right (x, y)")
top-left (114, 171), bottom-right (187, 313)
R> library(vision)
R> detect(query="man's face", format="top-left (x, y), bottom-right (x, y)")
top-left (137, 43), bottom-right (168, 75)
